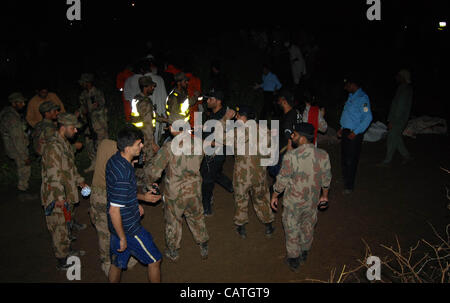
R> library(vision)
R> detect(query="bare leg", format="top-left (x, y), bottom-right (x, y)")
top-left (108, 264), bottom-right (122, 283)
top-left (147, 260), bottom-right (161, 283)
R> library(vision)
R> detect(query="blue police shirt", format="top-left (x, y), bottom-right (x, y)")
top-left (340, 88), bottom-right (373, 135)
top-left (260, 72), bottom-right (282, 92)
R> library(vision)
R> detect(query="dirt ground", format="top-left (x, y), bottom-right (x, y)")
top-left (0, 134), bottom-right (449, 283)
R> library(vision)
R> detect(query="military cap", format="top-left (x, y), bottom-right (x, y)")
top-left (8, 92), bottom-right (26, 104)
top-left (277, 89), bottom-right (294, 106)
top-left (138, 76), bottom-right (156, 87)
top-left (39, 101), bottom-right (60, 114)
top-left (293, 122), bottom-right (315, 138)
top-left (79, 73), bottom-right (95, 84)
top-left (204, 89), bottom-right (225, 101)
top-left (57, 112), bottom-right (82, 128)
top-left (235, 104), bottom-right (255, 118)
top-left (174, 72), bottom-right (189, 82)
top-left (343, 73), bottom-right (363, 87)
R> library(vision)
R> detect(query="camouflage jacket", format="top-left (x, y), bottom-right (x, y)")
top-left (0, 106), bottom-right (29, 160)
top-left (165, 87), bottom-right (196, 122)
top-left (273, 143), bottom-right (331, 207)
top-left (220, 119), bottom-right (272, 186)
top-left (41, 132), bottom-right (85, 207)
top-left (79, 86), bottom-right (108, 125)
top-left (148, 133), bottom-right (203, 201)
top-left (32, 118), bottom-right (57, 155)
top-left (134, 93), bottom-right (156, 150)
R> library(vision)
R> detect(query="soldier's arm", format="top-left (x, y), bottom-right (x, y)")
top-left (218, 117), bottom-right (237, 149)
top-left (147, 141), bottom-right (171, 182)
top-left (319, 152), bottom-right (332, 201)
top-left (318, 110), bottom-right (328, 133)
top-left (321, 152), bottom-right (332, 189)
top-left (9, 114), bottom-right (29, 160)
top-left (42, 144), bottom-right (66, 207)
top-left (96, 90), bottom-right (106, 108)
top-left (273, 152), bottom-right (294, 194)
top-left (353, 97), bottom-right (372, 135)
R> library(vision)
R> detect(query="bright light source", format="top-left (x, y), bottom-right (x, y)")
top-left (439, 21), bottom-right (446, 28)
top-left (131, 2), bottom-right (135, 7)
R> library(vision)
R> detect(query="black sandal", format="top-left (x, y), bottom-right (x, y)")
top-left (318, 200), bottom-right (329, 211)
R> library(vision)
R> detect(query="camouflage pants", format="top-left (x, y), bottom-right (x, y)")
top-left (14, 157), bottom-right (31, 191)
top-left (86, 128), bottom-right (109, 162)
top-left (164, 189), bottom-right (209, 250)
top-left (233, 181), bottom-right (274, 226)
top-left (89, 186), bottom-right (110, 265)
top-left (282, 201), bottom-right (318, 258)
top-left (45, 207), bottom-right (71, 259)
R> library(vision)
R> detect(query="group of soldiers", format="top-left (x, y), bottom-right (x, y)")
top-left (1, 68), bottom-right (333, 278)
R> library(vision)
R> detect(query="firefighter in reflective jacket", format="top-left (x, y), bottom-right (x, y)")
top-left (131, 76), bottom-right (160, 187)
top-left (164, 72), bottom-right (197, 126)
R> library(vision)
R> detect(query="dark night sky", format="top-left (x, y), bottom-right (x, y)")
top-left (0, 0), bottom-right (448, 113)
top-left (2, 1), bottom-right (448, 40)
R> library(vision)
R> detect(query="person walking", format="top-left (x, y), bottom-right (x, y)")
top-left (147, 114), bottom-right (209, 262)
top-left (106, 126), bottom-right (162, 283)
top-left (379, 69), bottom-right (413, 166)
top-left (271, 122), bottom-right (331, 273)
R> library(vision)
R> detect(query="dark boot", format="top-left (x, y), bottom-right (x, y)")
top-left (199, 242), bottom-right (208, 260)
top-left (72, 219), bottom-right (87, 231)
top-left (165, 248), bottom-right (179, 262)
top-left (285, 257), bottom-right (300, 273)
top-left (264, 223), bottom-right (275, 237)
top-left (56, 257), bottom-right (71, 271)
top-left (300, 250), bottom-right (309, 264)
top-left (236, 224), bottom-right (247, 239)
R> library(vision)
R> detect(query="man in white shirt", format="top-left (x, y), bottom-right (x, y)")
top-left (144, 61), bottom-right (167, 145)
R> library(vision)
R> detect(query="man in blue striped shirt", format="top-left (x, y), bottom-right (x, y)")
top-left (106, 125), bottom-right (162, 283)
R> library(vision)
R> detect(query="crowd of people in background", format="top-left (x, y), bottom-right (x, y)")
top-left (0, 35), bottom-right (418, 280)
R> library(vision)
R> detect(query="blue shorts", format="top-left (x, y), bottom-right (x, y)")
top-left (110, 227), bottom-right (162, 269)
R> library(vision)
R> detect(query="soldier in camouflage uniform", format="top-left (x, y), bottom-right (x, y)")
top-left (32, 101), bottom-right (59, 156)
top-left (271, 122), bottom-right (331, 273)
top-left (221, 106), bottom-right (275, 239)
top-left (78, 73), bottom-right (109, 173)
top-left (0, 92), bottom-right (31, 192)
top-left (147, 114), bottom-right (209, 261)
top-left (41, 112), bottom-right (90, 270)
top-left (164, 72), bottom-right (198, 125)
top-left (131, 76), bottom-right (160, 187)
